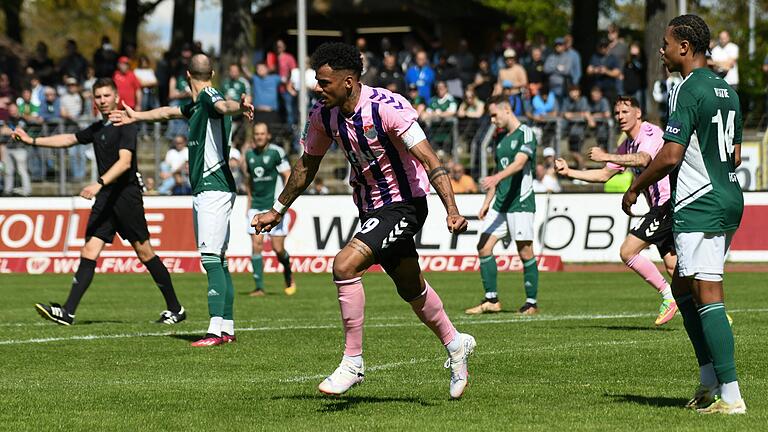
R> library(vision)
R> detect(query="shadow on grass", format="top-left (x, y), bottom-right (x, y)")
top-left (76, 320), bottom-right (128, 325)
top-left (167, 334), bottom-right (201, 342)
top-left (273, 394), bottom-right (435, 412)
top-left (607, 393), bottom-right (688, 408)
top-left (574, 325), bottom-right (676, 332)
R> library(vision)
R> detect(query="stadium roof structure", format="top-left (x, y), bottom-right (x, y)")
top-left (253, 0), bottom-right (514, 52)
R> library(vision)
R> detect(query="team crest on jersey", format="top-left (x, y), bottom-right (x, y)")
top-left (363, 124), bottom-right (377, 140)
top-left (263, 156), bottom-right (270, 164)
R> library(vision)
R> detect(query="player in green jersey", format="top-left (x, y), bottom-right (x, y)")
top-left (110, 53), bottom-right (254, 347)
top-left (243, 122), bottom-right (296, 296)
top-left (465, 96), bottom-right (539, 316)
top-left (623, 15), bottom-right (746, 414)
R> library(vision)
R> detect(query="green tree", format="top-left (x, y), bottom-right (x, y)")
top-left (481, 0), bottom-right (570, 41)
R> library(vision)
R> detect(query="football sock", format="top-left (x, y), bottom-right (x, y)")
top-left (720, 381), bottom-right (742, 404)
top-left (277, 250), bottom-right (293, 286)
top-left (523, 257), bottom-right (538, 300)
top-left (251, 255), bottom-right (264, 290)
top-left (201, 254), bottom-right (226, 318)
top-left (63, 257), bottom-right (97, 314)
top-left (222, 257), bottom-right (234, 321)
top-left (143, 255), bottom-right (181, 313)
top-left (700, 363), bottom-right (718, 389)
top-left (479, 255), bottom-right (498, 295)
top-left (409, 281), bottom-right (457, 346)
top-left (343, 354), bottom-right (363, 368)
top-left (625, 254), bottom-right (671, 299)
top-left (525, 297), bottom-right (538, 305)
top-left (484, 292), bottom-right (499, 302)
top-left (207, 316), bottom-right (223, 337)
top-left (222, 319), bottom-right (235, 336)
top-left (675, 294), bottom-right (712, 367)
top-left (335, 277), bottom-right (365, 357)
top-left (445, 333), bottom-right (461, 353)
top-left (698, 302), bottom-right (738, 384)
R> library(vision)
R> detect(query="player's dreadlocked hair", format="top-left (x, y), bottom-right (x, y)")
top-left (668, 14), bottom-right (711, 56)
top-left (310, 42), bottom-right (363, 78)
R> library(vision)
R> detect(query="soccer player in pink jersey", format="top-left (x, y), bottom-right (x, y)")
top-left (251, 43), bottom-right (475, 399)
top-left (555, 96), bottom-right (679, 325)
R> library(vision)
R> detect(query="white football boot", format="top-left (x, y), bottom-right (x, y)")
top-left (318, 357), bottom-right (365, 395)
top-left (445, 333), bottom-right (477, 399)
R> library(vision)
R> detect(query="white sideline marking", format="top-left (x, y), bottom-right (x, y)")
top-left (1, 308), bottom-right (766, 346)
top-left (282, 340), bottom-right (640, 383)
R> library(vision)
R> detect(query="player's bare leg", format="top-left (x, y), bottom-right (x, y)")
top-left (620, 234), bottom-right (676, 325)
top-left (249, 233), bottom-right (265, 296)
top-left (132, 240), bottom-right (185, 324)
top-left (516, 241), bottom-right (539, 314)
top-left (388, 255), bottom-right (476, 399)
top-left (467, 233), bottom-right (502, 314)
top-left (271, 235), bottom-right (296, 295)
top-left (318, 239), bottom-right (374, 395)
top-left (35, 237), bottom-right (106, 325)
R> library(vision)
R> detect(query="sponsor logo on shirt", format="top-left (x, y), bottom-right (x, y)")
top-left (665, 120), bottom-right (682, 135)
top-left (363, 124), bottom-right (377, 140)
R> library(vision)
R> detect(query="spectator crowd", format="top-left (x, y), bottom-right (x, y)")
top-left (0, 25), bottom-right (751, 196)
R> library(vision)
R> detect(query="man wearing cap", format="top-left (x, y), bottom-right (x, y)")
top-left (495, 48), bottom-right (528, 96)
top-left (544, 38), bottom-right (574, 101)
top-left (113, 56), bottom-right (142, 110)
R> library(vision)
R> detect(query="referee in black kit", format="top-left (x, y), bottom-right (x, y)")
top-left (12, 78), bottom-right (186, 326)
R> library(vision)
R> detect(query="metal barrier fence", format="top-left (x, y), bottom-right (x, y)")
top-left (2, 115), bottom-right (766, 196)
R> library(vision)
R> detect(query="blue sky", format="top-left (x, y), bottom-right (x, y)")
top-left (144, 0), bottom-right (222, 54)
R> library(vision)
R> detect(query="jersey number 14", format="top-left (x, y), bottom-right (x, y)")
top-left (711, 109), bottom-right (735, 162)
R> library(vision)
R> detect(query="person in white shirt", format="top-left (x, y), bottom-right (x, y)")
top-left (532, 163), bottom-right (561, 193)
top-left (709, 30), bottom-right (739, 89)
top-left (158, 135), bottom-right (189, 194)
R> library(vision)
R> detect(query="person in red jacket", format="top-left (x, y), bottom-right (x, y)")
top-left (113, 56), bottom-right (142, 110)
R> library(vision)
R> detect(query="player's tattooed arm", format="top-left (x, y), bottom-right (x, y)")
top-left (590, 147), bottom-right (651, 167)
top-left (409, 140), bottom-right (467, 233)
top-left (275, 153), bottom-right (324, 207)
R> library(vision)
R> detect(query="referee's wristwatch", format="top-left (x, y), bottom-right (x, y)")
top-left (97, 177), bottom-right (105, 186)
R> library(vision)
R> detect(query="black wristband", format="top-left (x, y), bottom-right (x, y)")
top-left (97, 177), bottom-right (105, 186)
top-left (32, 136), bottom-right (37, 146)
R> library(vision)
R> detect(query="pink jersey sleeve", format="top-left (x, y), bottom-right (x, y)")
top-left (301, 104), bottom-right (332, 156)
top-left (635, 122), bottom-right (664, 159)
top-left (606, 138), bottom-right (629, 172)
top-left (381, 92), bottom-right (419, 138)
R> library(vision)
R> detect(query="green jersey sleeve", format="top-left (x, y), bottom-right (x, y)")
top-left (180, 101), bottom-right (196, 119)
top-left (518, 126), bottom-right (536, 158)
top-left (662, 87), bottom-right (697, 147)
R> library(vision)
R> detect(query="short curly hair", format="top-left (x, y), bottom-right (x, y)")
top-left (310, 42), bottom-right (363, 78)
top-left (668, 14), bottom-right (710, 56)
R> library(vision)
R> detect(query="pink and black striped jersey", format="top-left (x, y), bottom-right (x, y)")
top-left (301, 84), bottom-right (430, 213)
top-left (607, 121), bottom-right (671, 208)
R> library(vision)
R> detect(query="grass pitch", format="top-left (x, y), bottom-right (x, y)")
top-left (1, 271), bottom-right (766, 431)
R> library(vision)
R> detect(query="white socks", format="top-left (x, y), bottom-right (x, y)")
top-left (445, 332), bottom-right (461, 354)
top-left (526, 298), bottom-right (537, 304)
top-left (207, 316), bottom-right (223, 337)
top-left (660, 284), bottom-right (674, 301)
top-left (222, 319), bottom-right (234, 336)
top-left (720, 381), bottom-right (742, 404)
top-left (343, 354), bottom-right (363, 368)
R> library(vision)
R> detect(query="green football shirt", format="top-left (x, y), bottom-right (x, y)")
top-left (662, 67), bottom-right (743, 232)
top-left (245, 144), bottom-right (290, 210)
top-left (180, 87), bottom-right (236, 195)
top-left (220, 77), bottom-right (250, 101)
top-left (492, 124), bottom-right (536, 213)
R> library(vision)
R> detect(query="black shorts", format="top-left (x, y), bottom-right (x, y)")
top-left (354, 197), bottom-right (428, 272)
top-left (86, 184), bottom-right (150, 244)
top-left (630, 201), bottom-right (675, 257)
